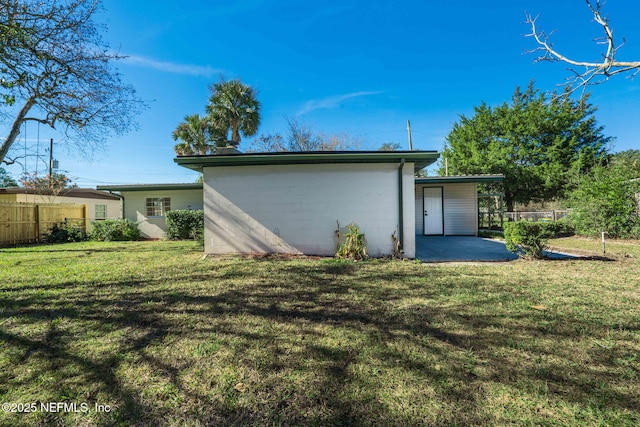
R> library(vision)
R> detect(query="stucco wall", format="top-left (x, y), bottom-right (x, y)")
top-left (415, 183), bottom-right (478, 236)
top-left (121, 189), bottom-right (203, 239)
top-left (203, 163), bottom-right (416, 257)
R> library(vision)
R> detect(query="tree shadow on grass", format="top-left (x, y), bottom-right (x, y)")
top-left (0, 240), bottom-right (199, 254)
top-left (0, 257), bottom-right (638, 425)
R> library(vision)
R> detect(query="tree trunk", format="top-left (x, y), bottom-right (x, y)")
top-left (0, 98), bottom-right (36, 164)
top-left (504, 193), bottom-right (515, 212)
top-left (231, 123), bottom-right (240, 144)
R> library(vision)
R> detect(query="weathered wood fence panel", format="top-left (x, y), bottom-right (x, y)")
top-left (0, 203), bottom-right (87, 246)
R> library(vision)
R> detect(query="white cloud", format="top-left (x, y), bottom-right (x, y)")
top-left (297, 91), bottom-right (384, 116)
top-left (122, 55), bottom-right (223, 77)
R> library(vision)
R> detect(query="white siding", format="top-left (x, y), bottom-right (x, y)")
top-left (443, 183), bottom-right (477, 235)
top-left (415, 183), bottom-right (477, 236)
top-left (121, 189), bottom-right (203, 239)
top-left (203, 163), bottom-right (416, 257)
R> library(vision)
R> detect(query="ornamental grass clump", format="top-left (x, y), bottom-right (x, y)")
top-left (335, 222), bottom-right (367, 261)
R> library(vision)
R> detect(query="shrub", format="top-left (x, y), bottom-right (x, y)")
top-left (336, 223), bottom-right (367, 261)
top-left (504, 221), bottom-right (564, 259)
top-left (90, 219), bottom-right (141, 241)
top-left (165, 210), bottom-right (204, 240)
top-left (42, 221), bottom-right (87, 243)
top-left (542, 221), bottom-right (575, 238)
top-left (569, 163), bottom-right (640, 238)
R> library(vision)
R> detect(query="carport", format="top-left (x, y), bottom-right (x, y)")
top-left (415, 175), bottom-right (504, 237)
top-left (416, 235), bottom-right (518, 262)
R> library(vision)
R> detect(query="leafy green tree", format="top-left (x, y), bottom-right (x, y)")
top-left (173, 114), bottom-right (225, 156)
top-left (0, 166), bottom-right (17, 187)
top-left (440, 83), bottom-right (611, 210)
top-left (569, 163), bottom-right (640, 239)
top-left (0, 0), bottom-right (143, 165)
top-left (20, 172), bottom-right (76, 193)
top-left (206, 78), bottom-right (260, 147)
top-left (610, 150), bottom-right (640, 174)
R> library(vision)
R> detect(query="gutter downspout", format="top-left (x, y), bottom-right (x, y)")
top-left (398, 158), bottom-right (405, 255)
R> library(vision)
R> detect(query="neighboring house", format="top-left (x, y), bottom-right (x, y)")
top-left (97, 183), bottom-right (203, 239)
top-left (174, 151), bottom-right (502, 258)
top-left (0, 187), bottom-right (121, 230)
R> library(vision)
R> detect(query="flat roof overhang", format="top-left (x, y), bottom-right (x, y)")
top-left (0, 187), bottom-right (122, 200)
top-left (415, 174), bottom-right (504, 184)
top-left (97, 183), bottom-right (203, 192)
top-left (174, 150), bottom-right (440, 173)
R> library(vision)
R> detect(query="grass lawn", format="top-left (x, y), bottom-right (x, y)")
top-left (0, 241), bottom-right (638, 426)
top-left (550, 236), bottom-right (640, 260)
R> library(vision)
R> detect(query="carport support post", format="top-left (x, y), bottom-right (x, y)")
top-left (500, 195), bottom-right (504, 229)
top-left (398, 158), bottom-right (405, 254)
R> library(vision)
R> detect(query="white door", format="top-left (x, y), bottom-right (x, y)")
top-left (423, 187), bottom-right (443, 235)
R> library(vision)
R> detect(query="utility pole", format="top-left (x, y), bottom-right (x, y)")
top-left (48, 138), bottom-right (53, 177)
top-left (406, 120), bottom-right (413, 150)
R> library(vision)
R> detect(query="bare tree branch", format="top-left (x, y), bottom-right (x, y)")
top-left (0, 0), bottom-right (145, 165)
top-left (525, 0), bottom-right (640, 96)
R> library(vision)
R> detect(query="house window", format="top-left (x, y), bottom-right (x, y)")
top-left (146, 197), bottom-right (171, 217)
top-left (95, 204), bottom-right (107, 220)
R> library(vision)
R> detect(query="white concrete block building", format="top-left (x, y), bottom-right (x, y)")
top-left (175, 151), bottom-right (504, 258)
top-left (176, 151), bottom-right (437, 257)
top-left (95, 151), bottom-right (504, 251)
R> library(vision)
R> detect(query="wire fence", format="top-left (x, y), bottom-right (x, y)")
top-left (479, 209), bottom-right (571, 231)
top-left (504, 210), bottom-right (571, 222)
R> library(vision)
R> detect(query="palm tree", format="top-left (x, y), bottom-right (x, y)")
top-left (172, 114), bottom-right (224, 156)
top-left (206, 79), bottom-right (261, 147)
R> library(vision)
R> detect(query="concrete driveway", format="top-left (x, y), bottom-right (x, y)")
top-left (415, 236), bottom-right (519, 262)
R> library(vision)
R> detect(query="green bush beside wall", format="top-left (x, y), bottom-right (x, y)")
top-left (165, 210), bottom-right (204, 240)
top-left (90, 219), bottom-right (141, 241)
top-left (42, 222), bottom-right (88, 243)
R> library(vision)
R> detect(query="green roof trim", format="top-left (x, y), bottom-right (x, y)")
top-left (174, 150), bottom-right (440, 173)
top-left (97, 183), bottom-right (203, 192)
top-left (415, 174), bottom-right (504, 184)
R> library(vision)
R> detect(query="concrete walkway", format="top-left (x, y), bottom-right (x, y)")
top-left (416, 236), bottom-right (519, 262)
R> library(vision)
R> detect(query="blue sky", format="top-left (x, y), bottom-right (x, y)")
top-left (4, 0), bottom-right (640, 186)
